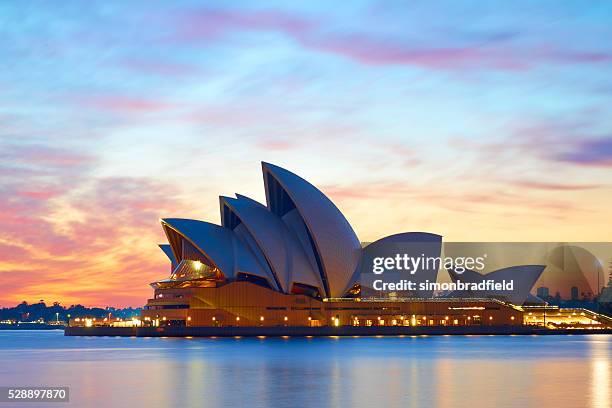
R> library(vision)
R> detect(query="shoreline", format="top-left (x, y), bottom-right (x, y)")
top-left (64, 325), bottom-right (612, 337)
top-left (1, 323), bottom-right (65, 330)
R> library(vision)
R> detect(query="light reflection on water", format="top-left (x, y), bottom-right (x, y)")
top-left (0, 331), bottom-right (609, 408)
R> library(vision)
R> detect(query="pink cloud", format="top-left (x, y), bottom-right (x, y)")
top-left (17, 188), bottom-right (63, 200)
top-left (0, 175), bottom-right (189, 307)
top-left (553, 137), bottom-right (612, 167)
top-left (167, 8), bottom-right (612, 72)
top-left (321, 178), bottom-right (584, 220)
top-left (120, 59), bottom-right (202, 77)
top-left (256, 139), bottom-right (297, 151)
top-left (0, 242), bottom-right (32, 264)
top-left (0, 145), bottom-right (92, 168)
top-left (176, 8), bottom-right (316, 42)
top-left (511, 180), bottom-right (602, 191)
top-left (450, 119), bottom-right (612, 171)
top-left (80, 95), bottom-right (174, 113)
top-left (321, 181), bottom-right (422, 201)
top-left (300, 34), bottom-right (612, 71)
top-left (303, 34), bottom-right (494, 69)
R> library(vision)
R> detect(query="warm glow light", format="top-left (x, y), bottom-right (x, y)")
top-left (193, 260), bottom-right (202, 271)
top-left (283, 316), bottom-right (288, 321)
top-left (236, 316), bottom-right (240, 321)
top-left (260, 316), bottom-right (264, 321)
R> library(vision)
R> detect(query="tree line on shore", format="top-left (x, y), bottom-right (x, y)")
top-left (0, 301), bottom-right (142, 323)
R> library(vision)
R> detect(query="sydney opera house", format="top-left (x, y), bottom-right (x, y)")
top-left (127, 162), bottom-right (610, 331)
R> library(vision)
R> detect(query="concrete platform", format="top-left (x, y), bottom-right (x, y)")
top-left (64, 325), bottom-right (612, 337)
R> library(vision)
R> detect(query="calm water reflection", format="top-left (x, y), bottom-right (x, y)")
top-left (0, 331), bottom-right (609, 408)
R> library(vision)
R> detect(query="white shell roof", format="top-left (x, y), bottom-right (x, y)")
top-left (221, 194), bottom-right (324, 294)
top-left (262, 162), bottom-right (362, 298)
top-left (447, 265), bottom-right (545, 305)
top-left (352, 232), bottom-right (442, 296)
top-left (161, 218), bottom-right (278, 288)
top-left (158, 244), bottom-right (177, 265)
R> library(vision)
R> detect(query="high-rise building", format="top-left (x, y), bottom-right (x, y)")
top-left (537, 287), bottom-right (550, 299)
top-left (571, 286), bottom-right (579, 300)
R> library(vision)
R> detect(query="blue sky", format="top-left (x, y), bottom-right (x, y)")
top-left (1, 1), bottom-right (612, 305)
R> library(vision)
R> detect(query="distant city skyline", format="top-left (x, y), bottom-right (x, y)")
top-left (1, 1), bottom-right (612, 306)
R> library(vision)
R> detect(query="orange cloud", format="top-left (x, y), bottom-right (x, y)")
top-left (0, 175), bottom-right (187, 307)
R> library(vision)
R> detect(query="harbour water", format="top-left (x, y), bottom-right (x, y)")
top-left (0, 331), bottom-right (609, 408)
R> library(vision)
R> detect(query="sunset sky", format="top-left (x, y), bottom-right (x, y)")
top-left (1, 1), bottom-right (612, 307)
